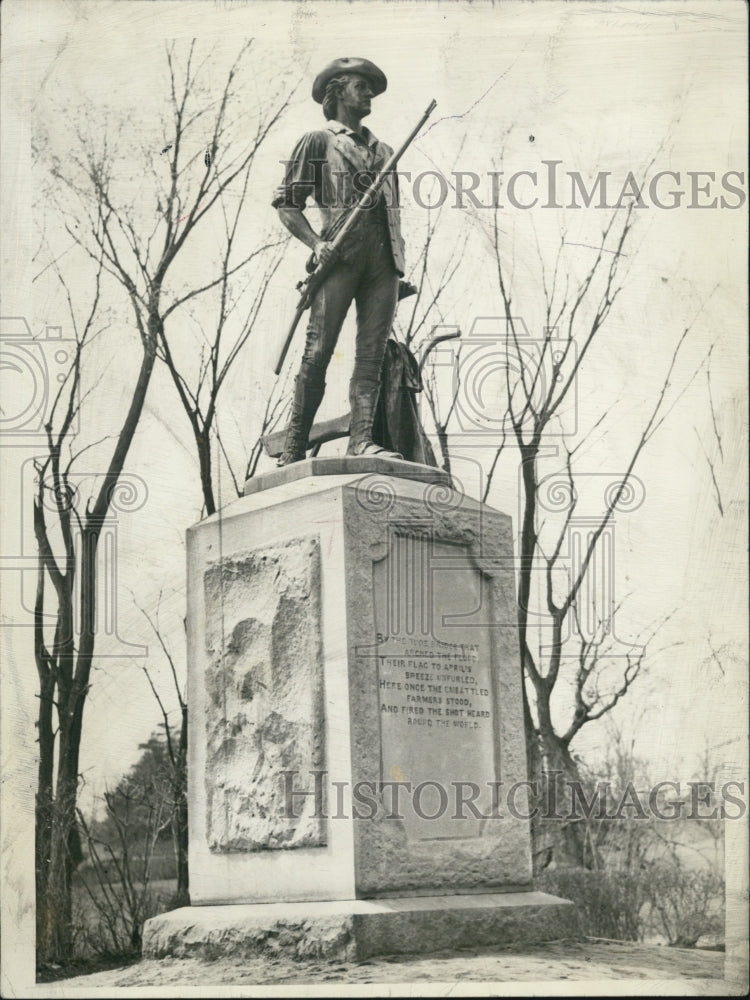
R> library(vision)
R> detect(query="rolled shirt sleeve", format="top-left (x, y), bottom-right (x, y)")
top-left (271, 130), bottom-right (328, 210)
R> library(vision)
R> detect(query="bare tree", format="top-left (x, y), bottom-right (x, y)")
top-left (76, 785), bottom-right (171, 957)
top-left (33, 251), bottom-right (109, 964)
top-left (33, 39), bottom-right (288, 962)
top-left (482, 198), bottom-right (710, 864)
top-left (156, 234), bottom-right (293, 513)
top-left (134, 593), bottom-right (189, 903)
top-left (153, 44), bottom-right (297, 514)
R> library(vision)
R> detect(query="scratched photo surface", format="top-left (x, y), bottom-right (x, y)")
top-left (1, 0), bottom-right (747, 996)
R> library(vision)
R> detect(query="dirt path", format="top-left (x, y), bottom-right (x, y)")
top-left (46, 940), bottom-right (729, 992)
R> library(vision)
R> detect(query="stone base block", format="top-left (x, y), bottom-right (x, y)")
top-left (243, 455), bottom-right (451, 496)
top-left (188, 472), bottom-right (532, 904)
top-left (143, 892), bottom-right (578, 962)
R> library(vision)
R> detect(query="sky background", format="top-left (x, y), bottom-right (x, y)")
top-left (1, 0), bottom-right (747, 989)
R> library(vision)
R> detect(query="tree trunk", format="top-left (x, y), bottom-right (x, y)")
top-left (195, 429), bottom-right (216, 517)
top-left (538, 733), bottom-right (598, 870)
top-left (38, 733), bottom-right (81, 961)
top-left (35, 673), bottom-right (56, 913)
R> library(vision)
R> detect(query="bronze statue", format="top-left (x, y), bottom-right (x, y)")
top-left (272, 58), bottom-right (417, 466)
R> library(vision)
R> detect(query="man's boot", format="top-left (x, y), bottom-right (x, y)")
top-left (347, 379), bottom-right (403, 459)
top-left (277, 369), bottom-right (325, 467)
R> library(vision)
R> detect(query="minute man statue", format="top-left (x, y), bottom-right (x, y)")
top-left (272, 57), bottom-right (406, 466)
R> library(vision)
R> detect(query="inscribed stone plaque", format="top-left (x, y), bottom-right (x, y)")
top-left (203, 536), bottom-right (325, 852)
top-left (373, 534), bottom-right (499, 840)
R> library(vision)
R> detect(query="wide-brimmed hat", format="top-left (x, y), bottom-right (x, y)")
top-left (312, 58), bottom-right (387, 104)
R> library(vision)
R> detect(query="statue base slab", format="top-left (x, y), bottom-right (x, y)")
top-left (143, 891), bottom-right (578, 962)
top-left (243, 455), bottom-right (451, 496)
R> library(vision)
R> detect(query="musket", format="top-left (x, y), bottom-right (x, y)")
top-left (272, 98), bottom-right (438, 375)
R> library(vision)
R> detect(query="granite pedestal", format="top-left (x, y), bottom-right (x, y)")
top-left (143, 459), bottom-right (576, 959)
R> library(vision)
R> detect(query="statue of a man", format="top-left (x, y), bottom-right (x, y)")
top-left (272, 57), bottom-right (405, 466)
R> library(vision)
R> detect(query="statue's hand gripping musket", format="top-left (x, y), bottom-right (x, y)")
top-left (272, 99), bottom-right (437, 375)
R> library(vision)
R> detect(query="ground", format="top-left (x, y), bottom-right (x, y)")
top-left (43, 940), bottom-right (736, 993)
